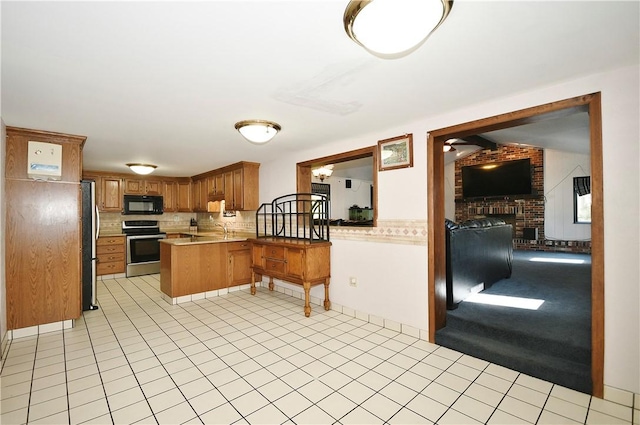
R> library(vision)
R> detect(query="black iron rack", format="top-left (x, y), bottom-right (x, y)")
top-left (255, 193), bottom-right (330, 242)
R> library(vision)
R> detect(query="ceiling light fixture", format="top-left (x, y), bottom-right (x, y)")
top-left (234, 120), bottom-right (281, 144)
top-left (127, 163), bottom-right (157, 175)
top-left (344, 0), bottom-right (454, 59)
top-left (312, 165), bottom-right (334, 182)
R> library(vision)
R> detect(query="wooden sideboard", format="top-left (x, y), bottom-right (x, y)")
top-left (249, 238), bottom-right (331, 317)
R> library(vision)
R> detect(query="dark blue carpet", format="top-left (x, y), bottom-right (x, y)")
top-left (436, 250), bottom-right (592, 394)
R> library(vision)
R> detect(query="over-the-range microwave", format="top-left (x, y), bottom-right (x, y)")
top-left (123, 195), bottom-right (163, 215)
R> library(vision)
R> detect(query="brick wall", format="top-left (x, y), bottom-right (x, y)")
top-left (454, 145), bottom-right (590, 254)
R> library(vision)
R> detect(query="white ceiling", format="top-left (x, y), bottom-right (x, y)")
top-left (2, 1), bottom-right (638, 177)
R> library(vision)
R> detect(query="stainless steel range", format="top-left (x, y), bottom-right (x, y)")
top-left (122, 220), bottom-right (166, 277)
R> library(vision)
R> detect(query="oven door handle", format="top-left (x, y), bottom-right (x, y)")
top-left (127, 234), bottom-right (167, 240)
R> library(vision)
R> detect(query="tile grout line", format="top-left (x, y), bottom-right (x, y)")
top-left (96, 279), bottom-right (161, 424)
top-left (80, 309), bottom-right (119, 425)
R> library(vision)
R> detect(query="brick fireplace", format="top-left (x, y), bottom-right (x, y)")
top-left (454, 144), bottom-right (590, 254)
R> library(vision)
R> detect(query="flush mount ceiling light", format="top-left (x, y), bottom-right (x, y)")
top-left (234, 120), bottom-right (281, 144)
top-left (127, 163), bottom-right (157, 175)
top-left (312, 165), bottom-right (334, 182)
top-left (344, 0), bottom-right (454, 59)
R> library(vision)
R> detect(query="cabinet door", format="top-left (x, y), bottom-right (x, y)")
top-left (102, 177), bottom-right (123, 212)
top-left (124, 179), bottom-right (144, 194)
top-left (206, 176), bottom-right (216, 198)
top-left (176, 181), bottom-right (191, 212)
top-left (252, 244), bottom-right (264, 269)
top-left (228, 242), bottom-right (252, 287)
top-left (285, 248), bottom-right (305, 280)
top-left (192, 179), bottom-right (208, 212)
top-left (215, 173), bottom-right (225, 195)
top-left (145, 180), bottom-right (162, 195)
top-left (233, 168), bottom-right (244, 210)
top-left (6, 180), bottom-right (82, 329)
top-left (163, 181), bottom-right (177, 212)
top-left (200, 179), bottom-right (209, 210)
top-left (224, 171), bottom-right (234, 210)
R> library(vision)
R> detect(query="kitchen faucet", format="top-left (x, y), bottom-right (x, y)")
top-left (215, 223), bottom-right (228, 236)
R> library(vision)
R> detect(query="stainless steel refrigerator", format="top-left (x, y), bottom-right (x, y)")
top-left (81, 180), bottom-right (99, 311)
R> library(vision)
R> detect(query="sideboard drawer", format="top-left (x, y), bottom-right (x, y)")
top-left (264, 246), bottom-right (285, 260)
top-left (265, 259), bottom-right (285, 274)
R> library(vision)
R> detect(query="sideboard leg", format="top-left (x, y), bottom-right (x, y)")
top-left (250, 272), bottom-right (256, 295)
top-left (268, 277), bottom-right (274, 291)
top-left (323, 278), bottom-right (331, 311)
top-left (303, 281), bottom-right (311, 317)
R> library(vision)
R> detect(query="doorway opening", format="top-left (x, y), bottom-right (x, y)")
top-left (427, 93), bottom-right (604, 397)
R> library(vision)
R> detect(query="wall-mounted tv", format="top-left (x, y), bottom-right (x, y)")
top-left (461, 158), bottom-right (532, 199)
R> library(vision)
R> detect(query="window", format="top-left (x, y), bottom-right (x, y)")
top-left (574, 176), bottom-right (591, 224)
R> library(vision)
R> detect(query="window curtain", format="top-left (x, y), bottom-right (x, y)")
top-left (574, 176), bottom-right (591, 196)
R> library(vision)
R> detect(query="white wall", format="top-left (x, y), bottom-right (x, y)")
top-left (544, 149), bottom-right (591, 240)
top-left (259, 64), bottom-right (639, 393)
top-left (313, 176), bottom-right (373, 219)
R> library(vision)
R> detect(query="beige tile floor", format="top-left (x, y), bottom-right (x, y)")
top-left (1, 274), bottom-right (635, 425)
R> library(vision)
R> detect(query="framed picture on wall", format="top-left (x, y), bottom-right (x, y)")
top-left (378, 134), bottom-right (413, 171)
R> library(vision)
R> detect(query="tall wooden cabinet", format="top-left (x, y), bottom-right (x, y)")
top-left (5, 127), bottom-right (87, 330)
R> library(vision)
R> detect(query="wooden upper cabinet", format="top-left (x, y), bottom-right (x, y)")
top-left (82, 173), bottom-right (123, 212)
top-left (102, 176), bottom-right (123, 212)
top-left (163, 181), bottom-right (177, 212)
top-left (84, 161), bottom-right (259, 213)
top-left (124, 178), bottom-right (161, 195)
top-left (192, 178), bottom-right (206, 212)
top-left (214, 173), bottom-right (225, 195)
top-left (5, 127), bottom-right (85, 183)
top-left (230, 162), bottom-right (259, 211)
top-left (176, 180), bottom-right (191, 212)
top-left (124, 178), bottom-right (143, 194)
top-left (145, 180), bottom-right (162, 195)
top-left (224, 171), bottom-right (235, 210)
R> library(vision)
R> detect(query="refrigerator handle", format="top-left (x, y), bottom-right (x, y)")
top-left (95, 206), bottom-right (100, 240)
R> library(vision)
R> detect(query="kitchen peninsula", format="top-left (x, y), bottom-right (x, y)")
top-left (159, 233), bottom-right (252, 302)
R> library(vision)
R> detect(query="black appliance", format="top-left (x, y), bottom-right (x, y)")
top-left (461, 158), bottom-right (532, 199)
top-left (122, 220), bottom-right (166, 277)
top-left (123, 194), bottom-right (164, 215)
top-left (81, 180), bottom-right (99, 311)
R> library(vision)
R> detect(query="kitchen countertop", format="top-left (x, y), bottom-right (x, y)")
top-left (160, 234), bottom-right (249, 246)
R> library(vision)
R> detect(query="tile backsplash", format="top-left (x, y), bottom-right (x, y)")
top-left (98, 211), bottom-right (257, 234)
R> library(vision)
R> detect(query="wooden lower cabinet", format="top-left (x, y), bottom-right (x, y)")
top-left (249, 238), bottom-right (331, 317)
top-left (160, 242), bottom-right (227, 297)
top-left (227, 241), bottom-right (252, 287)
top-left (97, 236), bottom-right (125, 275)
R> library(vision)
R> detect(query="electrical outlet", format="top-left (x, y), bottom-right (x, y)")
top-left (349, 277), bottom-right (357, 287)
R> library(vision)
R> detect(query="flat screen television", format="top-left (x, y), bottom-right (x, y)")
top-left (461, 158), bottom-right (532, 199)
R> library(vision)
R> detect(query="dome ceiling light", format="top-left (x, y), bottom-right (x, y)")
top-left (344, 0), bottom-right (454, 59)
top-left (126, 163), bottom-right (157, 175)
top-left (234, 120), bottom-right (281, 144)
